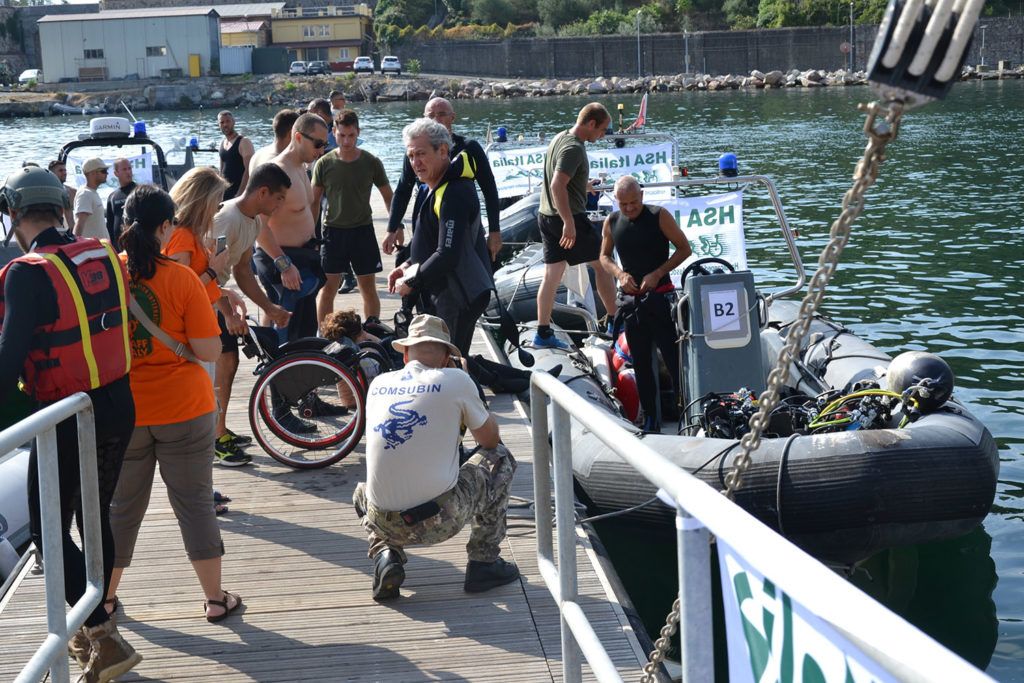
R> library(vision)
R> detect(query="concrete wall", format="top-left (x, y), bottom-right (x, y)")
top-left (17, 4), bottom-right (100, 70)
top-left (392, 17), bottom-right (1024, 78)
top-left (39, 15), bottom-right (219, 82)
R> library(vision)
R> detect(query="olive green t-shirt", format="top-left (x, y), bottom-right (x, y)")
top-left (539, 130), bottom-right (590, 217)
top-left (312, 149), bottom-right (389, 229)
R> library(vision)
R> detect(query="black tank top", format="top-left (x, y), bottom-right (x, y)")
top-left (611, 205), bottom-right (670, 287)
top-left (220, 134), bottom-right (245, 200)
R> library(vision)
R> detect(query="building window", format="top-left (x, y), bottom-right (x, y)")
top-left (338, 48), bottom-right (350, 60)
top-left (83, 49), bottom-right (104, 59)
top-left (146, 46), bottom-right (167, 57)
top-left (305, 47), bottom-right (328, 61)
top-left (304, 24), bottom-right (331, 37)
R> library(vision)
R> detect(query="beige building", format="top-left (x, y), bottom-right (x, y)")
top-left (270, 4), bottom-right (371, 67)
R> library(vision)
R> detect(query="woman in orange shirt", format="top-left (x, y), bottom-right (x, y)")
top-left (107, 185), bottom-right (242, 623)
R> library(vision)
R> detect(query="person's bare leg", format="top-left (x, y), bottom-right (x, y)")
top-left (588, 259), bottom-right (618, 319)
top-left (192, 557), bottom-right (236, 618)
top-left (317, 273), bottom-right (343, 327)
top-left (214, 351), bottom-right (239, 438)
top-left (356, 273), bottom-right (380, 319)
top-left (105, 567), bottom-right (125, 611)
top-left (536, 261), bottom-right (567, 326)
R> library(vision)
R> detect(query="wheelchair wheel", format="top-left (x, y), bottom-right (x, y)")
top-left (248, 352), bottom-right (366, 469)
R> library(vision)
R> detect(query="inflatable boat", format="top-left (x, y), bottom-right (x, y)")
top-left (488, 174), bottom-right (998, 565)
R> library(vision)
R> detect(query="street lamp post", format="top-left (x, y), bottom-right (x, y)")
top-left (979, 24), bottom-right (988, 66)
top-left (630, 9), bottom-right (638, 78)
top-left (848, 1), bottom-right (854, 71)
top-left (684, 27), bottom-right (691, 75)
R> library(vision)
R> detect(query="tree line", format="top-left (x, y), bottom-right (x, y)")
top-left (374, 0), bottom-right (1017, 44)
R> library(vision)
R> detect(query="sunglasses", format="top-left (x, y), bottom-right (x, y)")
top-left (300, 131), bottom-right (329, 149)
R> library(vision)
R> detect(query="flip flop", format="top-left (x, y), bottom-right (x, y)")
top-left (213, 490), bottom-right (232, 503)
top-left (205, 590), bottom-right (242, 623)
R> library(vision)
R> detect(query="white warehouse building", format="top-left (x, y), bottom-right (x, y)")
top-left (38, 8), bottom-right (221, 82)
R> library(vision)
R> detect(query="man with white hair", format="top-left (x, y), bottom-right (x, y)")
top-left (384, 97), bottom-right (501, 264)
top-left (600, 175), bottom-right (691, 432)
top-left (387, 118), bottom-right (493, 356)
top-left (353, 313), bottom-right (519, 601)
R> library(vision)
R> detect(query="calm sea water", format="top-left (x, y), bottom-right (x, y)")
top-left (1, 80), bottom-right (1021, 678)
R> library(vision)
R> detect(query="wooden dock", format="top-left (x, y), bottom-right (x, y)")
top-left (0, 199), bottom-right (652, 681)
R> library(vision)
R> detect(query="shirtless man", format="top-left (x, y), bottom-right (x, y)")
top-left (253, 112), bottom-right (328, 342)
top-left (47, 159), bottom-right (76, 230)
top-left (249, 109), bottom-right (299, 177)
top-left (218, 110), bottom-right (255, 200)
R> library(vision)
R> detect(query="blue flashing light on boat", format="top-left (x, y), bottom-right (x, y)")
top-left (496, 126), bottom-right (508, 143)
top-left (719, 152), bottom-right (738, 177)
top-left (133, 121), bottom-right (147, 138)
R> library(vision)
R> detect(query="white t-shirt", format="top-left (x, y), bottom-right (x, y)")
top-left (365, 360), bottom-right (490, 512)
top-left (73, 186), bottom-right (108, 240)
top-left (212, 197), bottom-right (260, 285)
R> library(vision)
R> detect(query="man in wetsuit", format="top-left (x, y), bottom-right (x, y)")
top-left (0, 167), bottom-right (141, 682)
top-left (253, 112), bottom-right (327, 343)
top-left (387, 118), bottom-right (493, 356)
top-left (104, 157), bottom-right (135, 248)
top-left (384, 97), bottom-right (502, 266)
top-left (218, 110), bottom-right (255, 201)
top-left (600, 175), bottom-right (691, 432)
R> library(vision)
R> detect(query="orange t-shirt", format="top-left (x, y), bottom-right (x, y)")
top-left (163, 227), bottom-right (221, 305)
top-left (122, 256), bottom-right (221, 426)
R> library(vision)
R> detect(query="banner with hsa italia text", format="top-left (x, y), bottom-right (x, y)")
top-left (487, 142), bottom-right (675, 200)
top-left (645, 191), bottom-right (747, 287)
top-left (66, 152), bottom-right (154, 190)
top-left (718, 540), bottom-right (896, 683)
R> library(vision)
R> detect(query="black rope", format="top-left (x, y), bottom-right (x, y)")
top-left (775, 433), bottom-right (800, 536)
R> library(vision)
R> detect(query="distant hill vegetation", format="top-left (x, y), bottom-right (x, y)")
top-left (374, 0), bottom-right (1018, 44)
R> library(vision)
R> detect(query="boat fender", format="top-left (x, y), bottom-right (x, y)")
top-left (612, 333), bottom-right (632, 372)
top-left (615, 367), bottom-right (640, 422)
top-left (886, 351), bottom-right (955, 412)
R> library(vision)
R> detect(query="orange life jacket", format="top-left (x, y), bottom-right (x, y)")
top-left (0, 238), bottom-right (131, 402)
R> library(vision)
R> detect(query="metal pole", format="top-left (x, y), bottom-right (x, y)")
top-left (636, 10), bottom-right (642, 79)
top-left (677, 505), bottom-right (714, 681)
top-left (980, 25), bottom-right (987, 66)
top-left (849, 1), bottom-right (855, 71)
top-left (552, 403), bottom-right (581, 683)
top-left (530, 383), bottom-right (552, 563)
top-left (684, 30), bottom-right (690, 75)
top-left (38, 427), bottom-right (70, 683)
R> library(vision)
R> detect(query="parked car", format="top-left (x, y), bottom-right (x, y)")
top-left (381, 56), bottom-right (402, 76)
top-left (288, 61), bottom-right (307, 75)
top-left (353, 56), bottom-right (374, 74)
top-left (18, 69), bottom-right (41, 84)
top-left (307, 60), bottom-right (330, 75)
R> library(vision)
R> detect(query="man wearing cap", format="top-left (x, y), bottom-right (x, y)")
top-left (353, 313), bottom-right (519, 601)
top-left (74, 157), bottom-right (110, 239)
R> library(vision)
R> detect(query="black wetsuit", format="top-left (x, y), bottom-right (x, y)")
top-left (405, 167), bottom-right (494, 356)
top-left (0, 227), bottom-right (134, 628)
top-left (611, 206), bottom-right (679, 422)
top-left (220, 135), bottom-right (246, 200)
top-left (105, 180), bottom-right (136, 249)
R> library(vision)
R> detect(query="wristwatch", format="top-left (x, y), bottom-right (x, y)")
top-left (204, 267), bottom-right (217, 281)
top-left (273, 255), bottom-right (293, 273)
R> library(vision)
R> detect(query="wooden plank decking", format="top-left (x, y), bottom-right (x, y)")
top-left (0, 199), bottom-right (650, 682)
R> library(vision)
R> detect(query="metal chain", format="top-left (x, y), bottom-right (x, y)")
top-left (640, 597), bottom-right (681, 682)
top-left (721, 99), bottom-right (905, 499)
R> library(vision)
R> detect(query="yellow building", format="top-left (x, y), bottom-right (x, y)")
top-left (221, 19), bottom-right (269, 47)
top-left (270, 4), bottom-right (371, 67)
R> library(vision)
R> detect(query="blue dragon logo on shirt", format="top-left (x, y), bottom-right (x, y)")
top-left (374, 399), bottom-right (428, 450)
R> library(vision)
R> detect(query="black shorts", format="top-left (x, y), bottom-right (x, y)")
top-left (217, 311), bottom-right (240, 353)
top-left (321, 224), bottom-right (383, 276)
top-left (539, 213), bottom-right (601, 266)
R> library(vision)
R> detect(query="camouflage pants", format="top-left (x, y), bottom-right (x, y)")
top-left (353, 444), bottom-right (516, 564)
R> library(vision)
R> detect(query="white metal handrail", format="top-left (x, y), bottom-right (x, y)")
top-left (6, 393), bottom-right (103, 683)
top-left (529, 371), bottom-right (992, 683)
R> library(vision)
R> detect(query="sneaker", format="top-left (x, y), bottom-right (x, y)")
top-left (464, 557), bottom-right (520, 593)
top-left (223, 428), bottom-right (252, 446)
top-left (214, 436), bottom-right (252, 467)
top-left (77, 620), bottom-right (142, 683)
top-left (300, 394), bottom-right (349, 417)
top-left (372, 549), bottom-right (405, 601)
top-left (532, 332), bottom-right (570, 350)
top-left (273, 409), bottom-right (317, 435)
top-left (339, 272), bottom-right (357, 294)
top-left (68, 627), bottom-right (91, 670)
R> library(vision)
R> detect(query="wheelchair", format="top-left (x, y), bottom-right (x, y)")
top-left (240, 320), bottom-right (398, 469)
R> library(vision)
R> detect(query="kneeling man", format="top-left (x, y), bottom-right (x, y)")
top-left (353, 314), bottom-right (519, 601)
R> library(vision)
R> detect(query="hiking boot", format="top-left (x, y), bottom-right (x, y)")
top-left (214, 436), bottom-right (252, 467)
top-left (464, 557), bottom-right (520, 593)
top-left (339, 272), bottom-right (357, 294)
top-left (223, 428), bottom-right (252, 446)
top-left (372, 549), bottom-right (405, 602)
top-left (532, 332), bottom-right (570, 350)
top-left (273, 409), bottom-right (317, 435)
top-left (68, 627), bottom-right (91, 670)
top-left (76, 620), bottom-right (142, 683)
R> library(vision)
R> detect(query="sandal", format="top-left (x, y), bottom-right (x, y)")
top-left (205, 590), bottom-right (242, 623)
top-left (104, 596), bottom-right (120, 617)
top-left (213, 490), bottom-right (232, 503)
top-left (215, 503), bottom-right (230, 516)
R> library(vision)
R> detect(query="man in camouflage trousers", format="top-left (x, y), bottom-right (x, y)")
top-left (353, 314), bottom-right (520, 601)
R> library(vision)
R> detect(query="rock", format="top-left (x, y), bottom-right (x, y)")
top-left (211, 90), bottom-right (224, 100)
top-left (799, 76), bottom-right (824, 87)
top-left (588, 81), bottom-right (608, 94)
top-left (750, 69), bottom-right (765, 80)
top-left (764, 70), bottom-right (784, 86)
top-left (707, 80), bottom-right (721, 91)
top-left (492, 84), bottom-right (506, 96)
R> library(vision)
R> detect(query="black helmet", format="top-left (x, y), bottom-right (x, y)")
top-left (0, 166), bottom-right (70, 215)
top-left (886, 351), bottom-right (955, 412)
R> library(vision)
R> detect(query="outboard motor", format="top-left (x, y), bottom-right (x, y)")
top-left (681, 270), bottom-right (764, 428)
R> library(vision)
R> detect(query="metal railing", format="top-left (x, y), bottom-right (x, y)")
top-left (528, 371), bottom-right (992, 682)
top-left (5, 393), bottom-right (103, 683)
